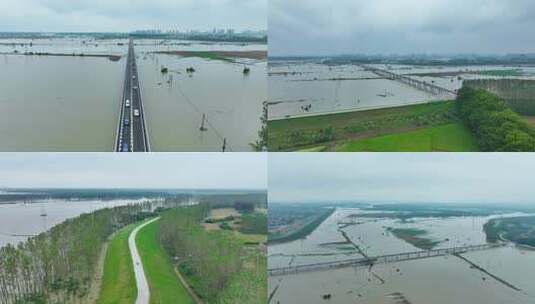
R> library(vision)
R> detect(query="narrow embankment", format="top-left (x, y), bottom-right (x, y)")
top-left (339, 229), bottom-right (369, 259)
top-left (0, 51), bottom-right (121, 61)
top-left (130, 218), bottom-right (160, 304)
top-left (97, 224), bottom-right (138, 304)
top-left (135, 218), bottom-right (194, 304)
top-left (268, 283), bottom-right (280, 304)
top-left (269, 208), bottom-right (335, 244)
top-left (454, 253), bottom-right (523, 292)
top-left (173, 268), bottom-right (204, 304)
top-left (338, 227), bottom-right (387, 284)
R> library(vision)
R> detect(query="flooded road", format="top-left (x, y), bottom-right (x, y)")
top-left (0, 37), bottom-right (266, 151)
top-left (268, 60), bottom-right (535, 119)
top-left (268, 208), bottom-right (535, 304)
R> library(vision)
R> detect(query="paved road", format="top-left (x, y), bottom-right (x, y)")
top-left (115, 39), bottom-right (150, 152)
top-left (129, 217), bottom-right (160, 304)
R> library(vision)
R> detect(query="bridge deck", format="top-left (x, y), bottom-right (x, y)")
top-left (115, 39), bottom-right (150, 152)
top-left (268, 243), bottom-right (507, 276)
top-left (363, 65), bottom-right (457, 97)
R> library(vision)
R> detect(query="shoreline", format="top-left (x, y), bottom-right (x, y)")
top-left (0, 51), bottom-right (122, 61)
top-left (153, 50), bottom-right (267, 60)
top-left (269, 207), bottom-right (336, 244)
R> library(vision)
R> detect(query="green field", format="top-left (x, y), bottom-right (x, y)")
top-left (268, 101), bottom-right (460, 151)
top-left (484, 216), bottom-right (535, 247)
top-left (177, 51), bottom-right (234, 62)
top-left (477, 69), bottom-right (523, 77)
top-left (238, 212), bottom-right (268, 235)
top-left (97, 224), bottom-right (137, 304)
top-left (336, 123), bottom-right (478, 152)
top-left (136, 220), bottom-right (194, 304)
top-left (387, 227), bottom-right (440, 250)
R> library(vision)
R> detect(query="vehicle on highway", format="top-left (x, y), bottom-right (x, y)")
top-left (121, 143), bottom-right (129, 152)
top-left (125, 99), bottom-right (130, 107)
top-left (124, 118), bottom-right (130, 125)
top-left (134, 109), bottom-right (140, 117)
top-left (133, 86), bottom-right (138, 90)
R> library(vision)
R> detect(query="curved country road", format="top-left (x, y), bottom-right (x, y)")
top-left (129, 217), bottom-right (160, 304)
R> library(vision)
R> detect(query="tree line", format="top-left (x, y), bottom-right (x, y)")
top-left (159, 205), bottom-right (265, 303)
top-left (457, 87), bottom-right (535, 151)
top-left (0, 202), bottom-right (155, 304)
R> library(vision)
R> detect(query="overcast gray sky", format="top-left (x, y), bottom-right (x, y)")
top-left (0, 153), bottom-right (266, 189)
top-left (0, 0), bottom-right (266, 32)
top-left (269, 153), bottom-right (535, 205)
top-left (270, 0), bottom-right (535, 56)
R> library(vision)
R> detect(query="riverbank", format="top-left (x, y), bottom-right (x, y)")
top-left (269, 207), bottom-right (336, 244)
top-left (484, 216), bottom-right (535, 248)
top-left (153, 50), bottom-right (267, 61)
top-left (0, 51), bottom-right (121, 61)
top-left (0, 204), bottom-right (156, 303)
top-left (268, 101), bottom-right (465, 151)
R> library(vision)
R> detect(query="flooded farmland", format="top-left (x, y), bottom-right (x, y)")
top-left (138, 52), bottom-right (266, 151)
top-left (268, 208), bottom-right (535, 304)
top-left (0, 54), bottom-right (124, 151)
top-left (0, 37), bottom-right (266, 151)
top-left (268, 60), bottom-right (535, 120)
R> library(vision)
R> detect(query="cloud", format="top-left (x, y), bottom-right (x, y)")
top-left (269, 0), bottom-right (535, 56)
top-left (269, 153), bottom-right (535, 204)
top-left (0, 0), bottom-right (266, 32)
top-left (0, 153), bottom-right (267, 189)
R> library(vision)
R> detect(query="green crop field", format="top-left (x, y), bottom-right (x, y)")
top-left (268, 101), bottom-right (460, 151)
top-left (336, 123), bottom-right (479, 152)
top-left (136, 220), bottom-right (194, 304)
top-left (477, 69), bottom-right (523, 77)
top-left (97, 224), bottom-right (137, 304)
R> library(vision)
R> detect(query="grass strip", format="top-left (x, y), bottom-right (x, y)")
top-left (97, 224), bottom-right (138, 304)
top-left (136, 220), bottom-right (194, 304)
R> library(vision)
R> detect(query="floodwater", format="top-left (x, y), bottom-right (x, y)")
top-left (0, 54), bottom-right (124, 151)
top-left (0, 37), bottom-right (266, 151)
top-left (268, 208), bottom-right (535, 304)
top-left (138, 53), bottom-right (266, 151)
top-left (0, 198), bottom-right (148, 247)
top-left (268, 61), bottom-right (535, 119)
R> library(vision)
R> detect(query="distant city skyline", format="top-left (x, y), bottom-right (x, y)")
top-left (0, 153), bottom-right (267, 189)
top-left (269, 153), bottom-right (535, 204)
top-left (0, 0), bottom-right (266, 32)
top-left (270, 0), bottom-right (535, 56)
